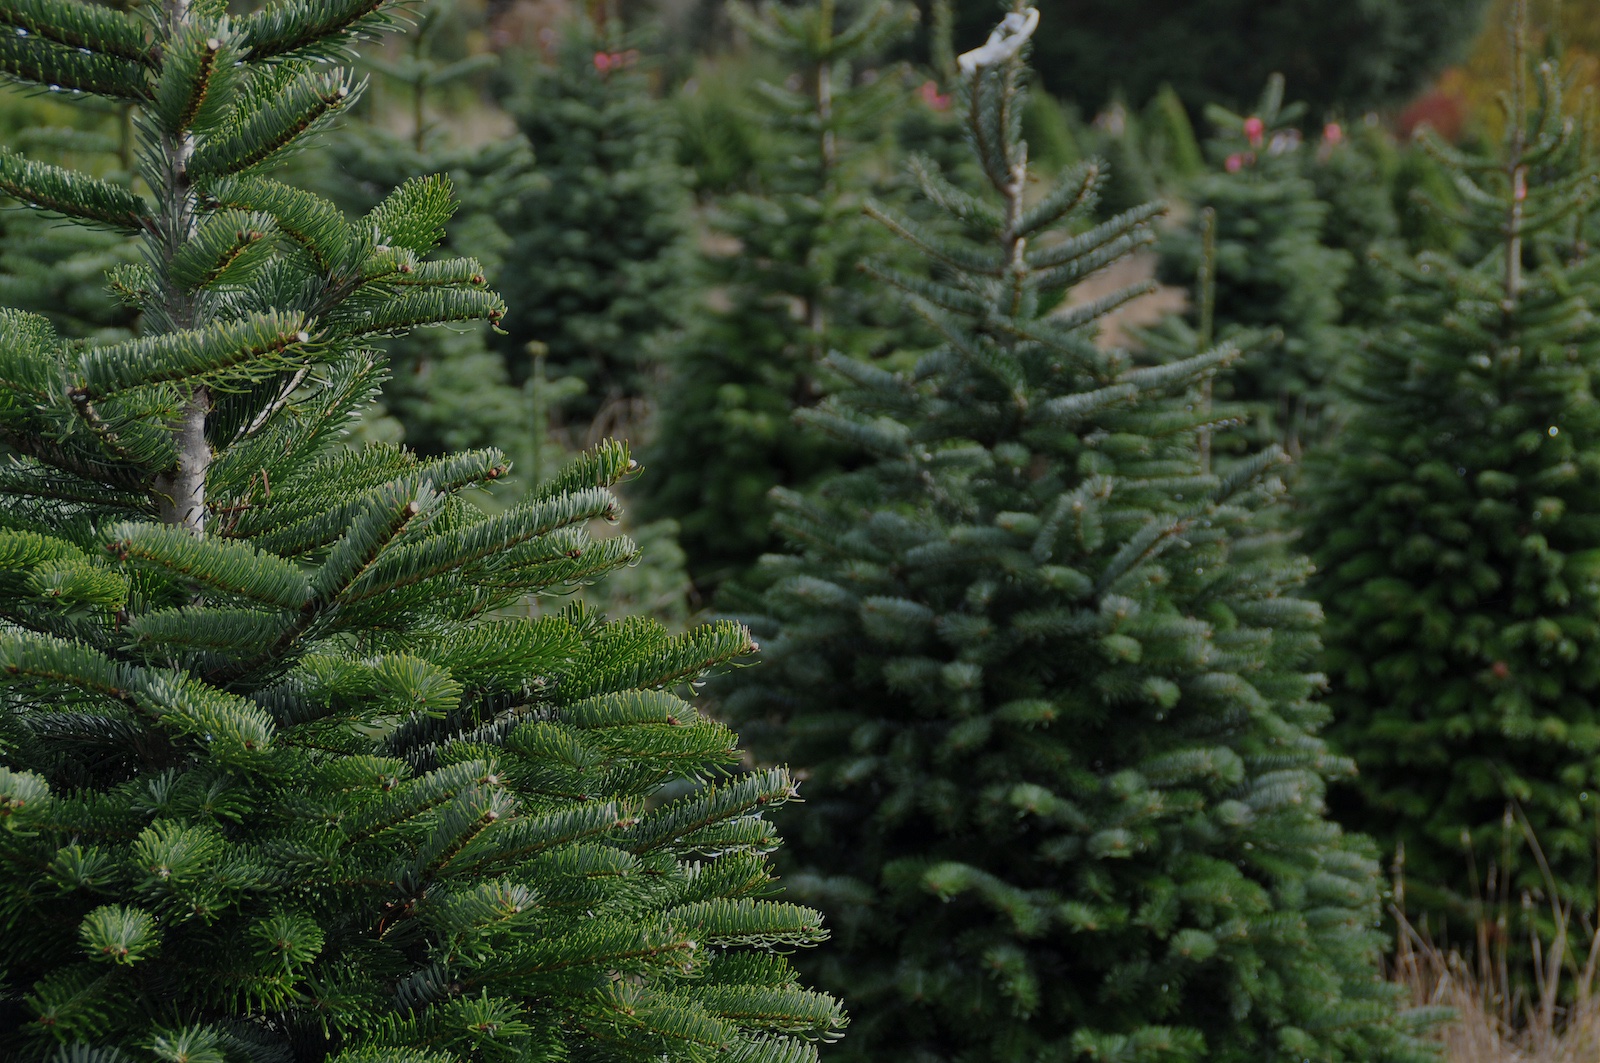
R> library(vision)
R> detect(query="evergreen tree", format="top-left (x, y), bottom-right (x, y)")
top-left (1301, 120), bottom-right (1403, 331)
top-left (639, 0), bottom-right (916, 594)
top-left (672, 57), bottom-right (770, 199)
top-left (329, 15), bottom-right (698, 628)
top-left (493, 19), bottom-right (695, 425)
top-left (723, 9), bottom-right (1427, 1060)
top-left (1391, 139), bottom-right (1467, 257)
top-left (321, 0), bottom-right (530, 457)
top-left (1078, 98), bottom-right (1160, 220)
top-left (0, 91), bottom-right (140, 342)
top-left (1305, 35), bottom-right (1600, 936)
top-left (0, 1), bottom-right (842, 1059)
top-left (1157, 76), bottom-right (1353, 455)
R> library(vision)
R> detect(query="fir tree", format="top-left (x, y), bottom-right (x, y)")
top-left (639, 0), bottom-right (916, 594)
top-left (1301, 119), bottom-right (1402, 332)
top-left (330, 16), bottom-right (698, 627)
top-left (722, 9), bottom-right (1426, 1060)
top-left (1157, 76), bottom-right (1353, 455)
top-left (0, 1), bottom-right (842, 1059)
top-left (493, 18), bottom-right (695, 425)
top-left (1305, 30), bottom-right (1600, 937)
top-left (0, 91), bottom-right (140, 341)
top-left (321, 0), bottom-right (530, 457)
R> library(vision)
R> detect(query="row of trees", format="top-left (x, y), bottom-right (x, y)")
top-left (3, 0), bottom-right (1598, 1060)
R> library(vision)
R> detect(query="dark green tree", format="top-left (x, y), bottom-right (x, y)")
top-left (1156, 76), bottom-right (1353, 455)
top-left (1301, 119), bottom-right (1403, 331)
top-left (493, 19), bottom-right (695, 425)
top-left (639, 0), bottom-right (917, 594)
top-left (0, 90), bottom-right (140, 341)
top-left (330, 15), bottom-right (698, 627)
top-left (1304, 37), bottom-right (1600, 937)
top-left (320, 0), bottom-right (530, 458)
top-left (0, 0), bottom-right (842, 1059)
top-left (722, 9), bottom-right (1429, 1060)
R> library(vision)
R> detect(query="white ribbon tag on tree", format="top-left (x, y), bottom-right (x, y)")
top-left (956, 8), bottom-right (1040, 77)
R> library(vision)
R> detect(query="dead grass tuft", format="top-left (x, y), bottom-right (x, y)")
top-left (1387, 815), bottom-right (1600, 1062)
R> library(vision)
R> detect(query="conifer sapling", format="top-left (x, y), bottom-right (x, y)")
top-left (640, 0), bottom-right (918, 594)
top-left (724, 7), bottom-right (1428, 1060)
top-left (0, 1), bottom-right (842, 1059)
top-left (1306, 17), bottom-right (1600, 942)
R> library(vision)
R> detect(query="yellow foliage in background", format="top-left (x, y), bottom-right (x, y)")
top-left (1434, 0), bottom-right (1599, 140)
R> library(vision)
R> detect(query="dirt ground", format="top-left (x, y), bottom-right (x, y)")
top-left (1063, 248), bottom-right (1188, 349)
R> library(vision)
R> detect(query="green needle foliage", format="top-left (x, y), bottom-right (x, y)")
top-left (493, 19), bottom-right (695, 426)
top-left (1304, 37), bottom-right (1600, 940)
top-left (322, 0), bottom-right (530, 458)
top-left (1302, 121), bottom-right (1403, 332)
top-left (0, 1), bottom-right (841, 1059)
top-left (639, 0), bottom-right (918, 595)
top-left (722, 9), bottom-right (1429, 1060)
top-left (1157, 76), bottom-right (1353, 456)
top-left (0, 92), bottom-right (140, 342)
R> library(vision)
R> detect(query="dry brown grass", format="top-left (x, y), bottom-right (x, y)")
top-left (1392, 916), bottom-right (1600, 1061)
top-left (1388, 824), bottom-right (1600, 1062)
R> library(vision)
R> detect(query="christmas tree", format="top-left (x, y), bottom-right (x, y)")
top-left (639, 0), bottom-right (917, 594)
top-left (722, 8), bottom-right (1427, 1060)
top-left (321, 4), bottom-right (694, 625)
top-left (0, 1), bottom-right (841, 1058)
top-left (1305, 21), bottom-right (1600, 938)
top-left (1302, 120), bottom-right (1403, 332)
top-left (1157, 76), bottom-right (1353, 455)
top-left (493, 17), bottom-right (695, 427)
top-left (320, 0), bottom-right (530, 458)
top-left (0, 89), bottom-right (140, 342)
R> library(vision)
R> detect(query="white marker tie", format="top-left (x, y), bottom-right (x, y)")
top-left (956, 8), bottom-right (1040, 77)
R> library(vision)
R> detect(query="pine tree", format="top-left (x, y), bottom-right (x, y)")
top-left (1156, 76), bottom-right (1353, 455)
top-left (722, 9), bottom-right (1427, 1060)
top-left (639, 0), bottom-right (917, 594)
top-left (320, 0), bottom-right (530, 457)
top-left (0, 1), bottom-right (842, 1059)
top-left (493, 18), bottom-right (695, 426)
top-left (1304, 26), bottom-right (1600, 938)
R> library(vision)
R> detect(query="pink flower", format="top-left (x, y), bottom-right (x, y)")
top-left (593, 51), bottom-right (611, 72)
top-left (1322, 121), bottom-right (1344, 145)
top-left (918, 79), bottom-right (951, 111)
top-left (1243, 115), bottom-right (1265, 147)
top-left (1224, 152), bottom-right (1245, 173)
